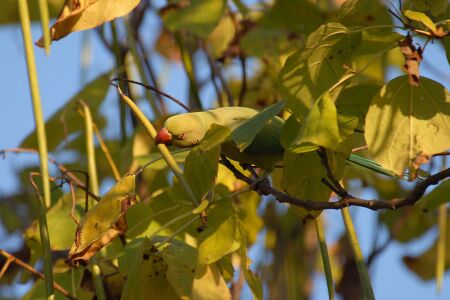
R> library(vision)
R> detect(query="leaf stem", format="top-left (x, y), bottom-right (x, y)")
top-left (124, 18), bottom-right (161, 117)
top-left (174, 32), bottom-right (202, 109)
top-left (436, 156), bottom-right (447, 293)
top-left (314, 216), bottom-right (334, 300)
top-left (80, 100), bottom-right (106, 300)
top-left (18, 0), bottom-right (54, 297)
top-left (37, 0), bottom-right (50, 54)
top-left (114, 86), bottom-right (199, 206)
top-left (341, 207), bottom-right (375, 300)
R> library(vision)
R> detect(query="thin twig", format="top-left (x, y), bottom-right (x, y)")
top-left (351, 146), bottom-right (368, 153)
top-left (238, 55), bottom-right (247, 106)
top-left (201, 42), bottom-right (224, 107)
top-left (111, 78), bottom-right (191, 112)
top-left (0, 249), bottom-right (76, 300)
top-left (136, 37), bottom-right (168, 114)
top-left (0, 148), bottom-right (85, 188)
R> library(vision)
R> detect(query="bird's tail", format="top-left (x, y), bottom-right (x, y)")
top-left (346, 154), bottom-right (397, 178)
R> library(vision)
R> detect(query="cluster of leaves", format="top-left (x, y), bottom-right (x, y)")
top-left (1, 0), bottom-right (450, 299)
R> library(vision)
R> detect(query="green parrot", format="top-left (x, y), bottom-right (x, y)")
top-left (155, 106), bottom-right (395, 176)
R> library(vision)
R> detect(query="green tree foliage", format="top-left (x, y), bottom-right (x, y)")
top-left (1, 0), bottom-right (450, 299)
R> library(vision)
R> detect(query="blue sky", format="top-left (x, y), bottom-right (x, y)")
top-left (1, 11), bottom-right (449, 300)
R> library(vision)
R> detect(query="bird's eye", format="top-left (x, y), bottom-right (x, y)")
top-left (178, 132), bottom-right (186, 139)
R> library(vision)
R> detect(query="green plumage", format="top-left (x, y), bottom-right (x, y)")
top-left (162, 106), bottom-right (395, 176)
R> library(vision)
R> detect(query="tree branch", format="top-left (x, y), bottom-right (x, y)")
top-left (221, 155), bottom-right (450, 211)
top-left (0, 249), bottom-right (76, 300)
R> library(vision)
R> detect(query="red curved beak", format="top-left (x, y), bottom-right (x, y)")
top-left (155, 127), bottom-right (172, 145)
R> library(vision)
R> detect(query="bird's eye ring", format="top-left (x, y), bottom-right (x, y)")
top-left (179, 132), bottom-right (187, 139)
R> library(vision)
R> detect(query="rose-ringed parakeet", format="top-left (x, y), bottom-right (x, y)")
top-left (155, 106), bottom-right (395, 176)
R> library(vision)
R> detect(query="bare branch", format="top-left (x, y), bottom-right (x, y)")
top-left (221, 155), bottom-right (450, 211)
top-left (0, 249), bottom-right (76, 300)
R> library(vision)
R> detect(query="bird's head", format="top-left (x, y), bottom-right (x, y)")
top-left (155, 113), bottom-right (206, 148)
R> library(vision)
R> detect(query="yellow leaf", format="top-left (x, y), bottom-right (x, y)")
top-left (36, 0), bottom-right (141, 47)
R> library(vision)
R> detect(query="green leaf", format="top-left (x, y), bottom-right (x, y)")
top-left (25, 189), bottom-right (94, 251)
top-left (334, 0), bottom-right (393, 26)
top-left (291, 92), bottom-right (346, 153)
top-left (125, 185), bottom-right (193, 239)
top-left (162, 0), bottom-right (226, 38)
top-left (21, 71), bottom-right (111, 151)
top-left (235, 191), bottom-right (263, 245)
top-left (418, 180), bottom-right (450, 211)
top-left (197, 201), bottom-right (240, 264)
top-left (120, 239), bottom-right (180, 300)
top-left (232, 101), bottom-right (284, 151)
top-left (282, 150), bottom-right (345, 217)
top-left (135, 149), bottom-right (191, 171)
top-left (158, 237), bottom-right (231, 300)
top-left (207, 15), bottom-right (236, 58)
top-left (280, 23), bottom-right (361, 119)
top-left (67, 175), bottom-right (136, 265)
top-left (335, 84), bottom-right (381, 128)
top-left (365, 76), bottom-right (450, 176)
top-left (240, 0), bottom-right (324, 57)
top-left (405, 10), bottom-right (437, 33)
top-left (184, 125), bottom-right (227, 201)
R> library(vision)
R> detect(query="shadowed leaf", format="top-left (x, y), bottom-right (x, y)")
top-left (365, 76), bottom-right (450, 176)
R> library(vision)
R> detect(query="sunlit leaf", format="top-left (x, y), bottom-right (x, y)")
top-left (405, 10), bottom-right (437, 33)
top-left (192, 263), bottom-right (231, 300)
top-left (291, 92), bottom-right (354, 153)
top-left (36, 0), bottom-right (141, 47)
top-left (162, 0), bottom-right (226, 38)
top-left (207, 15), bottom-right (235, 58)
top-left (365, 76), bottom-right (450, 176)
top-left (280, 23), bottom-right (361, 119)
top-left (236, 191), bottom-right (263, 245)
top-left (197, 201), bottom-right (240, 264)
top-left (125, 185), bottom-right (194, 240)
top-left (67, 175), bottom-right (136, 266)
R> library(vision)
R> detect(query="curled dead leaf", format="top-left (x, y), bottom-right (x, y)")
top-left (67, 195), bottom-right (137, 267)
top-left (398, 35), bottom-right (422, 87)
top-left (36, 0), bottom-right (141, 47)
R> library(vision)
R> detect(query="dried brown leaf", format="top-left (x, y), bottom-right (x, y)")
top-left (398, 35), bottom-right (422, 87)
